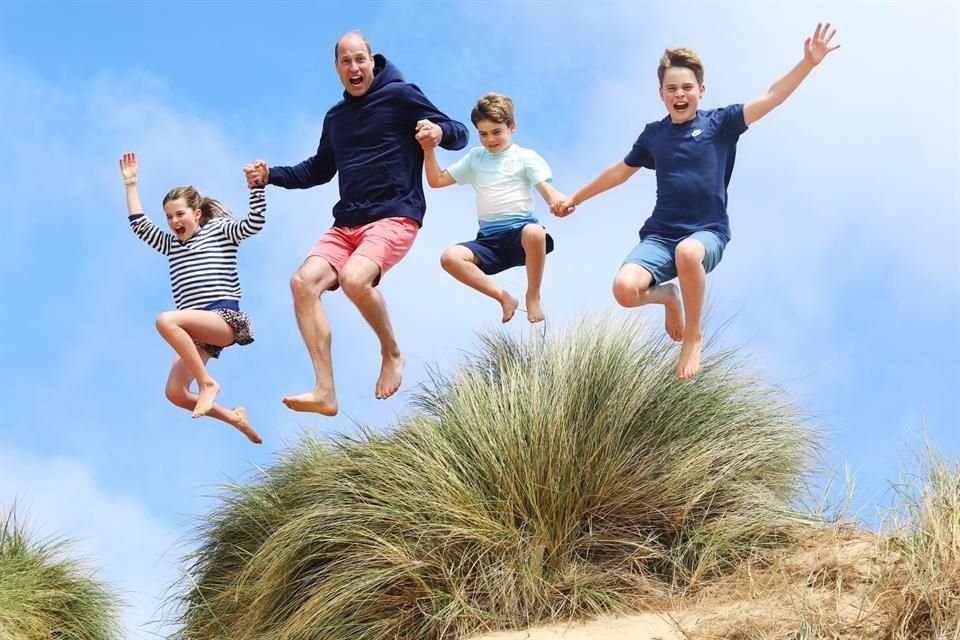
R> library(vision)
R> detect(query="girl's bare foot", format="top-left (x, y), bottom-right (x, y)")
top-left (662, 283), bottom-right (684, 342)
top-left (193, 380), bottom-right (221, 418)
top-left (231, 407), bottom-right (262, 444)
top-left (677, 333), bottom-right (703, 381)
top-left (525, 294), bottom-right (545, 324)
top-left (500, 294), bottom-right (519, 323)
top-left (282, 389), bottom-right (338, 415)
top-left (376, 352), bottom-right (405, 399)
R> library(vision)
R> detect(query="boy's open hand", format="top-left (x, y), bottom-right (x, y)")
top-left (415, 119), bottom-right (442, 149)
top-left (805, 22), bottom-right (840, 66)
top-left (119, 152), bottom-right (138, 181)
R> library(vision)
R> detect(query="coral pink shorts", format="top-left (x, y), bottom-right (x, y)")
top-left (309, 216), bottom-right (419, 286)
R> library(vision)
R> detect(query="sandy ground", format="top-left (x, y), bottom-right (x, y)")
top-left (473, 613), bottom-right (685, 640)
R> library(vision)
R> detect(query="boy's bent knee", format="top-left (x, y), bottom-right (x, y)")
top-left (612, 276), bottom-right (648, 308)
top-left (675, 239), bottom-right (706, 267)
top-left (521, 224), bottom-right (546, 243)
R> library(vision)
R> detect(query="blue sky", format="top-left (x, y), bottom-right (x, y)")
top-left (1, 1), bottom-right (957, 636)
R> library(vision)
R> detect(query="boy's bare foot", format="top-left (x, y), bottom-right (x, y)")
top-left (376, 352), bottom-right (405, 399)
top-left (526, 294), bottom-right (545, 324)
top-left (677, 333), bottom-right (703, 381)
top-left (231, 407), bottom-right (262, 444)
top-left (500, 294), bottom-right (520, 323)
top-left (663, 283), bottom-right (684, 342)
top-left (282, 389), bottom-right (338, 416)
top-left (193, 380), bottom-right (221, 418)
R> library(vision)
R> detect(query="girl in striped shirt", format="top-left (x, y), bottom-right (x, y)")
top-left (120, 152), bottom-right (265, 444)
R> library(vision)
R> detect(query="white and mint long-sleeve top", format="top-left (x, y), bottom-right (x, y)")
top-left (129, 187), bottom-right (266, 311)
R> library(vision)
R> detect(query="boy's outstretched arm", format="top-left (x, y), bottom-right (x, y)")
top-left (744, 22), bottom-right (840, 126)
top-left (423, 146), bottom-right (456, 188)
top-left (551, 160), bottom-right (639, 217)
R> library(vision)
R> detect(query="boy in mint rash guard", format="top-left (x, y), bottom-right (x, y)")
top-left (553, 23), bottom-right (840, 380)
top-left (422, 93), bottom-right (567, 324)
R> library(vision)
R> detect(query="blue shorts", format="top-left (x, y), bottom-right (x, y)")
top-left (623, 231), bottom-right (727, 285)
top-left (460, 224), bottom-right (555, 275)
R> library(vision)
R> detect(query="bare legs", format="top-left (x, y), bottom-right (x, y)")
top-left (283, 257), bottom-right (340, 414)
top-left (439, 224), bottom-right (547, 324)
top-left (155, 310), bottom-right (235, 418)
top-left (612, 237), bottom-right (708, 380)
top-left (520, 225), bottom-right (547, 323)
top-left (165, 354), bottom-right (262, 444)
top-left (284, 254), bottom-right (406, 412)
top-left (339, 255), bottom-right (405, 400)
top-left (440, 246), bottom-right (518, 323)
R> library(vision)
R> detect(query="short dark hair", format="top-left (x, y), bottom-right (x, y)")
top-left (334, 31), bottom-right (373, 60)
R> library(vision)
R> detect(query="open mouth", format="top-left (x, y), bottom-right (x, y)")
top-left (349, 75), bottom-right (364, 88)
top-left (674, 101), bottom-right (689, 112)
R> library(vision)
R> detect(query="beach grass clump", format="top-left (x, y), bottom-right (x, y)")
top-left (0, 509), bottom-right (121, 640)
top-left (174, 315), bottom-right (820, 640)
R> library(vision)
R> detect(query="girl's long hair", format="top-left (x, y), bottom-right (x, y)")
top-left (162, 186), bottom-right (232, 226)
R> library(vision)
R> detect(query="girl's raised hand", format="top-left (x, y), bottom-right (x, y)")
top-left (120, 152), bottom-right (138, 181)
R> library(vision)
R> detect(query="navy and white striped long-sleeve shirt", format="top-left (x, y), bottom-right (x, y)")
top-left (129, 188), bottom-right (266, 310)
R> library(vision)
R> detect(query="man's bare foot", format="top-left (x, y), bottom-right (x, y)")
top-left (282, 389), bottom-right (338, 415)
top-left (500, 294), bottom-right (520, 323)
top-left (193, 380), bottom-right (221, 418)
top-left (376, 352), bottom-right (405, 399)
top-left (663, 283), bottom-right (684, 342)
top-left (231, 407), bottom-right (262, 444)
top-left (677, 333), bottom-right (703, 381)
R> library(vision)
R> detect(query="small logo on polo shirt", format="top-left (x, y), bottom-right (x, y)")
top-left (692, 129), bottom-right (703, 138)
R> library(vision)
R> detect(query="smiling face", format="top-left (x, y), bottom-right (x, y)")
top-left (476, 119), bottom-right (515, 154)
top-left (335, 33), bottom-right (375, 97)
top-left (163, 198), bottom-right (202, 241)
top-left (659, 66), bottom-right (705, 124)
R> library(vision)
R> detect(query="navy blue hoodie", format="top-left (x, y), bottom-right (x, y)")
top-left (268, 55), bottom-right (469, 228)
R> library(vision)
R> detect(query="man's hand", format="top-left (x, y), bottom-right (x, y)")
top-left (804, 22), bottom-right (840, 66)
top-left (415, 119), bottom-right (442, 149)
top-left (244, 160), bottom-right (269, 188)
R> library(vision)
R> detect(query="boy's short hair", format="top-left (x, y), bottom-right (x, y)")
top-left (471, 93), bottom-right (515, 127)
top-left (658, 47), bottom-right (704, 86)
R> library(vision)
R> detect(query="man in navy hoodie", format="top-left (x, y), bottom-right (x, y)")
top-left (244, 31), bottom-right (468, 415)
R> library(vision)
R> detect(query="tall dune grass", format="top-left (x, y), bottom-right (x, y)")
top-left (878, 448), bottom-right (960, 639)
top-left (173, 316), bottom-right (821, 640)
top-left (0, 509), bottom-right (120, 640)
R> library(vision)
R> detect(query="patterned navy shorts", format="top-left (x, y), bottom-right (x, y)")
top-left (194, 308), bottom-right (254, 359)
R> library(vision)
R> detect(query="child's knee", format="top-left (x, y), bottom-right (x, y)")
top-left (612, 273), bottom-right (649, 307)
top-left (439, 247), bottom-right (460, 271)
top-left (674, 239), bottom-right (705, 268)
top-left (165, 384), bottom-right (190, 409)
top-left (155, 311), bottom-right (177, 335)
top-left (521, 224), bottom-right (546, 245)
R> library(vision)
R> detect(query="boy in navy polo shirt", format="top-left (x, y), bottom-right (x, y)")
top-left (422, 93), bottom-right (567, 324)
top-left (553, 23), bottom-right (840, 380)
